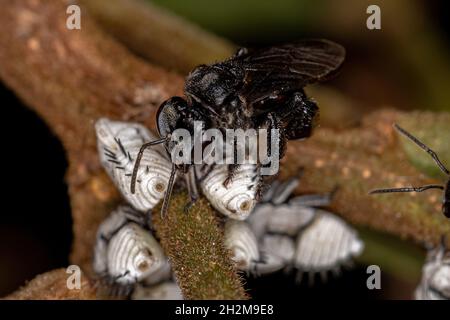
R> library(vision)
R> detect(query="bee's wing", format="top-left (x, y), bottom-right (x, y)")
top-left (234, 39), bottom-right (345, 106)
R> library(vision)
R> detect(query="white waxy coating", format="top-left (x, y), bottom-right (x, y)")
top-left (224, 220), bottom-right (260, 271)
top-left (132, 281), bottom-right (183, 300)
top-left (265, 205), bottom-right (316, 237)
top-left (93, 205), bottom-right (139, 274)
top-left (106, 222), bottom-right (166, 285)
top-left (247, 203), bottom-right (316, 239)
top-left (256, 234), bottom-right (296, 275)
top-left (415, 244), bottom-right (450, 300)
top-left (94, 206), bottom-right (175, 291)
top-left (294, 210), bottom-right (364, 272)
top-left (199, 164), bottom-right (260, 220)
top-left (95, 118), bottom-right (174, 212)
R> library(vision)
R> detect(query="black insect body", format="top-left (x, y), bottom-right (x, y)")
top-left (370, 124), bottom-right (450, 218)
top-left (131, 40), bottom-right (346, 217)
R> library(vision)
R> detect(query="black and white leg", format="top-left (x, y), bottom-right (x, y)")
top-left (184, 166), bottom-right (199, 213)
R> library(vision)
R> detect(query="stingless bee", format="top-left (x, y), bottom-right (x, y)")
top-left (130, 40), bottom-right (346, 217)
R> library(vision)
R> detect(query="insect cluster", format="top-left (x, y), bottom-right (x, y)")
top-left (92, 40), bottom-right (365, 298)
top-left (129, 39), bottom-right (345, 218)
top-left (94, 118), bottom-right (364, 297)
top-left (95, 119), bottom-right (182, 299)
top-left (224, 176), bottom-right (364, 281)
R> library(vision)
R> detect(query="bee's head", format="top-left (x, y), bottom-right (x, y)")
top-left (156, 96), bottom-right (189, 138)
top-left (157, 96), bottom-right (208, 166)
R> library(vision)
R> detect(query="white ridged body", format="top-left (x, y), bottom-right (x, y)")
top-left (106, 222), bottom-right (166, 285)
top-left (256, 234), bottom-right (296, 275)
top-left (224, 220), bottom-right (260, 271)
top-left (198, 164), bottom-right (260, 220)
top-left (294, 210), bottom-right (364, 272)
top-left (415, 245), bottom-right (450, 300)
top-left (247, 203), bottom-right (316, 239)
top-left (93, 205), bottom-right (144, 275)
top-left (95, 118), bottom-right (173, 212)
top-left (93, 205), bottom-right (167, 286)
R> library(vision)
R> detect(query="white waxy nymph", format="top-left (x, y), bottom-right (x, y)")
top-left (294, 210), bottom-right (364, 274)
top-left (264, 205), bottom-right (316, 237)
top-left (247, 176), bottom-right (364, 279)
top-left (198, 164), bottom-right (260, 220)
top-left (415, 242), bottom-right (450, 300)
top-left (95, 118), bottom-right (174, 212)
top-left (132, 281), bottom-right (183, 300)
top-left (224, 220), bottom-right (260, 272)
top-left (247, 177), bottom-right (317, 238)
top-left (255, 234), bottom-right (296, 275)
top-left (106, 223), bottom-right (166, 285)
top-left (93, 206), bottom-right (167, 287)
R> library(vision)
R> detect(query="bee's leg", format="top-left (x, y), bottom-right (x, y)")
top-left (279, 91), bottom-right (319, 140)
top-left (197, 163), bottom-right (216, 183)
top-left (184, 166), bottom-right (199, 213)
top-left (255, 174), bottom-right (276, 201)
top-left (252, 113), bottom-right (286, 200)
top-left (258, 112), bottom-right (287, 162)
top-left (223, 125), bottom-right (244, 188)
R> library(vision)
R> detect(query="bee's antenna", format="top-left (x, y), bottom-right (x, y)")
top-left (130, 137), bottom-right (168, 194)
top-left (160, 164), bottom-right (177, 219)
top-left (369, 184), bottom-right (444, 195)
top-left (393, 123), bottom-right (449, 176)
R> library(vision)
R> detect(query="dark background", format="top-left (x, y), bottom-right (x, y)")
top-left (0, 0), bottom-right (448, 298)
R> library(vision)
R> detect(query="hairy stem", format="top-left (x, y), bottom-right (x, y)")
top-left (153, 193), bottom-right (248, 300)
